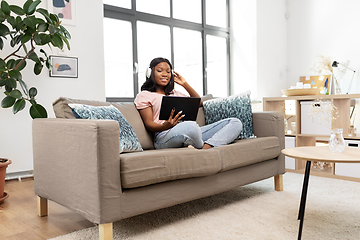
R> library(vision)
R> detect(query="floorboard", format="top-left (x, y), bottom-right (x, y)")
top-left (0, 178), bottom-right (95, 240)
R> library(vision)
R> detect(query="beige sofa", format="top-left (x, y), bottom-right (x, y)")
top-left (32, 96), bottom-right (285, 240)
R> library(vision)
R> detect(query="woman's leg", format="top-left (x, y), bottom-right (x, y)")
top-left (154, 121), bottom-right (204, 149)
top-left (201, 118), bottom-right (242, 147)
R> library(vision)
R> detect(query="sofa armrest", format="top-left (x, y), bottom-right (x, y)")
top-left (33, 118), bottom-right (122, 224)
top-left (252, 111), bottom-right (285, 174)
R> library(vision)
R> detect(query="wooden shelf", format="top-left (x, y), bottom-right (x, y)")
top-left (264, 94), bottom-right (360, 180)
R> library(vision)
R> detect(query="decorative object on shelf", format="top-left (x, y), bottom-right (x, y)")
top-left (49, 56), bottom-right (78, 78)
top-left (332, 61), bottom-right (356, 94)
top-left (328, 128), bottom-right (346, 153)
top-left (0, 0), bottom-right (71, 119)
top-left (0, 158), bottom-right (11, 204)
top-left (300, 75), bottom-right (331, 95)
top-left (308, 99), bottom-right (339, 130)
top-left (281, 88), bottom-right (320, 96)
top-left (348, 125), bottom-right (356, 137)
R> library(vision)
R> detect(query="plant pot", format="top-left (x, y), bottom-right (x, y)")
top-left (0, 158), bottom-right (11, 204)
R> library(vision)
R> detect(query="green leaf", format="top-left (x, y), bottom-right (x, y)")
top-left (6, 59), bottom-right (15, 69)
top-left (36, 8), bottom-right (51, 23)
top-left (59, 25), bottom-right (71, 39)
top-left (9, 69), bottom-right (21, 80)
top-left (49, 13), bottom-right (59, 23)
top-left (0, 23), bottom-right (9, 36)
top-left (6, 15), bottom-right (16, 28)
top-left (37, 22), bottom-right (48, 32)
top-left (9, 5), bottom-right (25, 15)
top-left (28, 0), bottom-right (41, 15)
top-left (34, 62), bottom-right (43, 75)
top-left (0, 38), bottom-right (3, 50)
top-left (30, 103), bottom-right (47, 118)
top-left (59, 33), bottom-right (70, 50)
top-left (28, 52), bottom-right (40, 63)
top-left (14, 59), bottom-right (26, 71)
top-left (1, 1), bottom-right (10, 16)
top-left (0, 58), bottom-right (5, 70)
top-left (9, 89), bottom-right (22, 99)
top-left (23, 16), bottom-right (37, 29)
top-left (0, 71), bottom-right (8, 79)
top-left (6, 78), bottom-right (16, 88)
top-left (5, 84), bottom-right (12, 92)
top-left (23, 0), bottom-right (32, 13)
top-left (13, 98), bottom-right (25, 114)
top-left (18, 79), bottom-right (28, 95)
top-left (21, 34), bottom-right (31, 44)
top-left (50, 33), bottom-right (63, 49)
top-left (0, 78), bottom-right (6, 86)
top-left (1, 95), bottom-right (15, 108)
top-left (38, 33), bottom-right (51, 45)
top-left (49, 25), bottom-right (59, 35)
top-left (29, 87), bottom-right (37, 97)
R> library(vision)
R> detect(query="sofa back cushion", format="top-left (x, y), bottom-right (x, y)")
top-left (53, 97), bottom-right (154, 150)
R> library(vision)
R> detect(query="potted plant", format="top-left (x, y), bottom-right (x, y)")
top-left (0, 0), bottom-right (71, 202)
top-left (0, 0), bottom-right (71, 118)
top-left (0, 158), bottom-right (11, 203)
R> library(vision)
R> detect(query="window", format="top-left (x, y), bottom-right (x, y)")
top-left (104, 0), bottom-right (230, 101)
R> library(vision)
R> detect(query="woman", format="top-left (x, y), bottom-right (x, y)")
top-left (134, 57), bottom-right (242, 149)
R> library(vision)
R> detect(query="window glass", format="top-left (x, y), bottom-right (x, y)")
top-left (173, 28), bottom-right (203, 95)
top-left (173, 0), bottom-right (201, 23)
top-left (137, 21), bottom-right (171, 91)
top-left (206, 35), bottom-right (228, 97)
top-left (136, 0), bottom-right (170, 17)
top-left (103, 0), bottom-right (131, 9)
top-left (206, 0), bottom-right (227, 28)
top-left (103, 18), bottom-right (133, 97)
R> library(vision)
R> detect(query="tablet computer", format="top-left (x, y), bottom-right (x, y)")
top-left (159, 96), bottom-right (201, 121)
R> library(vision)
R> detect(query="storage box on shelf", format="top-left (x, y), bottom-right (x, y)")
top-left (263, 94), bottom-right (360, 180)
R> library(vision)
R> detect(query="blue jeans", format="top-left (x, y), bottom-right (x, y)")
top-left (154, 118), bottom-right (243, 149)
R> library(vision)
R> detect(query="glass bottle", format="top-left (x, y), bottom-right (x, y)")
top-left (328, 128), bottom-right (346, 153)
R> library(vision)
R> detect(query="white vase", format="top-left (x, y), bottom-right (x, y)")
top-left (328, 128), bottom-right (346, 153)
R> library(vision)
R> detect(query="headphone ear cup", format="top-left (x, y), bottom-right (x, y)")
top-left (146, 68), bottom-right (152, 78)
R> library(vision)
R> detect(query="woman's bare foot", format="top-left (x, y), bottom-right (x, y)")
top-left (202, 143), bottom-right (213, 149)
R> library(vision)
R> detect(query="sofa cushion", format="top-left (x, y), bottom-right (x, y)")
top-left (203, 91), bottom-right (254, 139)
top-left (218, 136), bottom-right (280, 172)
top-left (120, 147), bottom-right (222, 188)
top-left (112, 102), bottom-right (154, 150)
top-left (53, 97), bottom-right (111, 119)
top-left (52, 97), bottom-right (154, 150)
top-left (68, 104), bottom-right (143, 153)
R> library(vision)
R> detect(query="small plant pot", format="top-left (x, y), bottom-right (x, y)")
top-left (0, 158), bottom-right (12, 204)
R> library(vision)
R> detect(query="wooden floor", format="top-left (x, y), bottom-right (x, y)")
top-left (0, 178), bottom-right (95, 240)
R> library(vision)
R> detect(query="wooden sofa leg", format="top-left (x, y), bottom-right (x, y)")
top-left (274, 175), bottom-right (283, 191)
top-left (99, 222), bottom-right (113, 240)
top-left (37, 196), bottom-right (48, 217)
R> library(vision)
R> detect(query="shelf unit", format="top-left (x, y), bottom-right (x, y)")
top-left (263, 94), bottom-right (360, 180)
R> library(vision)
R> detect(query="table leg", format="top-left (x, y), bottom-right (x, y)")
top-left (297, 160), bottom-right (311, 240)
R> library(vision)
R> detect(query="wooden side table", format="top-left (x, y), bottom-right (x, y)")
top-left (282, 146), bottom-right (360, 240)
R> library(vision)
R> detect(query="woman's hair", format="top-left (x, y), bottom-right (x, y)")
top-left (140, 57), bottom-right (174, 95)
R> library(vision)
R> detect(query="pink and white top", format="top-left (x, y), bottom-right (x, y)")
top-left (134, 90), bottom-right (188, 124)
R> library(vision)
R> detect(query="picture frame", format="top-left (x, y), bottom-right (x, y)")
top-left (49, 56), bottom-right (78, 78)
top-left (47, 0), bottom-right (76, 26)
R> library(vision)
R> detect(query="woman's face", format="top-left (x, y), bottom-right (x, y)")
top-left (153, 62), bottom-right (172, 88)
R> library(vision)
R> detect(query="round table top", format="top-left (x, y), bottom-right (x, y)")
top-left (282, 146), bottom-right (360, 163)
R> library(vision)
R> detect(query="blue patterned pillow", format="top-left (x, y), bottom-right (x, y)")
top-left (68, 104), bottom-right (143, 153)
top-left (203, 91), bottom-right (254, 139)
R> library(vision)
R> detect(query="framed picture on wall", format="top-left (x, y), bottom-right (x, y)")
top-left (49, 56), bottom-right (78, 78)
top-left (47, 0), bottom-right (76, 26)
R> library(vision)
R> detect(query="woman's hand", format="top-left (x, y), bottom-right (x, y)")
top-left (162, 108), bottom-right (185, 129)
top-left (173, 71), bottom-right (187, 86)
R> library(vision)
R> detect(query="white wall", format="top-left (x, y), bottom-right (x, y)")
top-left (287, 0), bottom-right (360, 129)
top-left (231, 0), bottom-right (288, 100)
top-left (287, 0), bottom-right (360, 93)
top-left (0, 0), bottom-right (105, 174)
